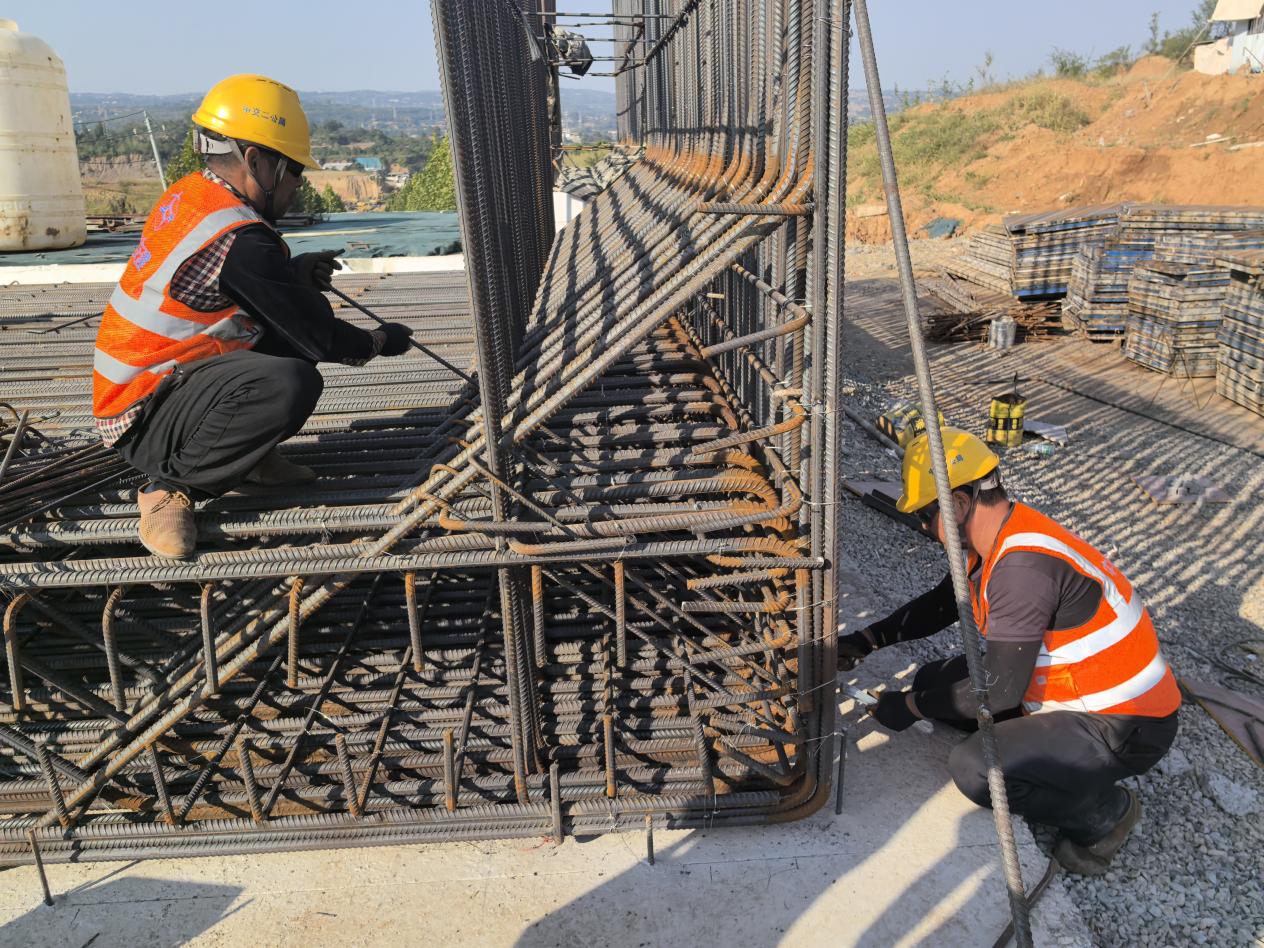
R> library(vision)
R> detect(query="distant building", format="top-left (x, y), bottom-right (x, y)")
top-left (386, 171), bottom-right (411, 188)
top-left (356, 157), bottom-right (384, 172)
top-left (321, 159), bottom-right (356, 171)
top-left (1195, 0), bottom-right (1264, 74)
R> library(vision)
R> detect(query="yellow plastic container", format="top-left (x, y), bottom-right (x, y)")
top-left (986, 393), bottom-right (1026, 448)
top-left (877, 402), bottom-right (945, 450)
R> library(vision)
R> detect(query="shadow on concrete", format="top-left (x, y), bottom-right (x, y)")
top-left (513, 706), bottom-right (1033, 947)
top-left (0, 874), bottom-right (245, 948)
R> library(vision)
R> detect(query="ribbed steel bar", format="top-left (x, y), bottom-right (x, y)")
top-left (851, 1), bottom-right (1032, 943)
top-left (0, 0), bottom-right (847, 864)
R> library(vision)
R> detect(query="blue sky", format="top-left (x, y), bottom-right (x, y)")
top-left (11, 1), bottom-right (1206, 96)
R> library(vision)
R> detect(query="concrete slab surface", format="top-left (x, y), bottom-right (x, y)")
top-left (0, 686), bottom-right (1089, 948)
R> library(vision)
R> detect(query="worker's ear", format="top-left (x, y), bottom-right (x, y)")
top-left (950, 490), bottom-right (972, 525)
top-left (243, 145), bottom-right (263, 177)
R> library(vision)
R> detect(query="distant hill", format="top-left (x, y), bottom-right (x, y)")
top-left (71, 87), bottom-right (900, 133)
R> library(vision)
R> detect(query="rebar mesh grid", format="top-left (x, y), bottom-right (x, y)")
top-left (0, 0), bottom-right (847, 864)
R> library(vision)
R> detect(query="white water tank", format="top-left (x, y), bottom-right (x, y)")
top-left (0, 19), bottom-right (85, 252)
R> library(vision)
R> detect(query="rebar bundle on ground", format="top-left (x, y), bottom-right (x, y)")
top-left (0, 0), bottom-right (847, 864)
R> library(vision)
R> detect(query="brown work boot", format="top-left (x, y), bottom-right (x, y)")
top-left (1054, 788), bottom-right (1141, 876)
top-left (137, 486), bottom-right (197, 559)
top-left (244, 448), bottom-right (317, 486)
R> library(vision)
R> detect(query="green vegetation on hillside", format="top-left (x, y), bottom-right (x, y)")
top-left (849, 106), bottom-right (1003, 201)
top-left (846, 0), bottom-right (1212, 209)
top-left (312, 122), bottom-right (439, 173)
top-left (1004, 90), bottom-right (1091, 134)
top-left (846, 89), bottom-right (1093, 206)
top-left (321, 185), bottom-right (346, 213)
top-left (385, 136), bottom-right (457, 212)
top-left (164, 128), bottom-right (205, 181)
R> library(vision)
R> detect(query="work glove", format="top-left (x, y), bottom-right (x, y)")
top-left (837, 627), bottom-right (878, 672)
top-left (870, 690), bottom-right (920, 732)
top-left (378, 322), bottom-right (415, 357)
top-left (292, 248), bottom-right (343, 290)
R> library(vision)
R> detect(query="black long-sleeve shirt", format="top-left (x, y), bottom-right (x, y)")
top-left (219, 225), bottom-right (377, 364)
top-left (868, 550), bottom-right (1104, 719)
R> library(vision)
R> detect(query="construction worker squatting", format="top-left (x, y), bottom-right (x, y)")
top-left (91, 75), bottom-right (415, 558)
top-left (843, 427), bottom-right (1180, 875)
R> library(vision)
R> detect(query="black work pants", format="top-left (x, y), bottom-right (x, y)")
top-left (915, 655), bottom-right (1179, 843)
top-left (115, 350), bottom-right (323, 500)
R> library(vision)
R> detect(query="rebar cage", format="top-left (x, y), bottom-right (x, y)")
top-left (0, 0), bottom-right (848, 864)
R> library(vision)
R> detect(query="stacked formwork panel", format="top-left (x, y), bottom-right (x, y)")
top-left (0, 0), bottom-right (848, 864)
top-left (1218, 251), bottom-right (1264, 416)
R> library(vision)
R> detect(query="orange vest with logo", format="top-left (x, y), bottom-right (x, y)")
top-left (970, 503), bottom-right (1180, 718)
top-left (93, 173), bottom-right (265, 419)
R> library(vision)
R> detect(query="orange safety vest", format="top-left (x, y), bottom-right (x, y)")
top-left (970, 503), bottom-right (1180, 718)
top-left (93, 173), bottom-right (265, 419)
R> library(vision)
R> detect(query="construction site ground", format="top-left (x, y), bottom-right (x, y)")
top-left (1, 238), bottom-right (1260, 946)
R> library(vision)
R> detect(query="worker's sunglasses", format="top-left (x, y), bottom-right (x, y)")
top-left (915, 501), bottom-right (940, 534)
top-left (263, 149), bottom-right (304, 180)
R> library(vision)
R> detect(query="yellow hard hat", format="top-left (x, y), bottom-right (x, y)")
top-left (895, 426), bottom-right (999, 514)
top-left (192, 74), bottom-right (319, 170)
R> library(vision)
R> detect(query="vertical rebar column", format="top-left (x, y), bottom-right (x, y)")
top-left (27, 830), bottom-right (53, 906)
top-left (287, 577), bottom-right (304, 689)
top-left (34, 739), bottom-right (70, 829)
top-left (530, 565), bottom-right (547, 669)
top-left (101, 587), bottom-right (127, 714)
top-left (614, 561), bottom-right (627, 667)
top-left (443, 728), bottom-right (457, 812)
top-left (199, 583), bottom-right (219, 695)
top-left (334, 733), bottom-right (362, 819)
top-left (404, 571), bottom-right (426, 674)
top-left (236, 735), bottom-right (264, 823)
top-left (851, 2), bottom-right (1031, 944)
top-left (147, 746), bottom-right (177, 825)
top-left (433, 0), bottom-right (553, 793)
top-left (3, 594), bottom-right (28, 715)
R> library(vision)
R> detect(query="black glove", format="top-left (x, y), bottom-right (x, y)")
top-left (870, 691), bottom-right (920, 732)
top-left (378, 322), bottom-right (414, 357)
top-left (291, 248), bottom-right (343, 290)
top-left (837, 627), bottom-right (878, 671)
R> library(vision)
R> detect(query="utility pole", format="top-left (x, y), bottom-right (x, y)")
top-left (143, 110), bottom-right (167, 189)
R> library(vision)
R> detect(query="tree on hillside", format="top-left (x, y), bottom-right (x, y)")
top-left (1154, 0), bottom-right (1218, 61)
top-left (385, 136), bottom-right (457, 212)
top-left (1049, 47), bottom-right (1089, 78)
top-left (164, 127), bottom-right (206, 181)
top-left (1145, 12), bottom-right (1162, 54)
top-left (321, 185), bottom-right (346, 213)
top-left (290, 178), bottom-right (327, 215)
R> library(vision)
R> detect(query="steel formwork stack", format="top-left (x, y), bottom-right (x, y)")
top-left (0, 0), bottom-right (848, 865)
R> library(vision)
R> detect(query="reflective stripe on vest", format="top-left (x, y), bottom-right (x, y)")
top-left (987, 531), bottom-right (1147, 668)
top-left (973, 504), bottom-right (1180, 718)
top-left (92, 174), bottom-right (264, 420)
top-left (1026, 653), bottom-right (1172, 715)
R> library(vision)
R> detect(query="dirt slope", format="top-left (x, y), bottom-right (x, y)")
top-left (848, 56), bottom-right (1264, 241)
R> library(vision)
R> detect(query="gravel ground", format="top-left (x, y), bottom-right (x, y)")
top-left (837, 239), bottom-right (1264, 947)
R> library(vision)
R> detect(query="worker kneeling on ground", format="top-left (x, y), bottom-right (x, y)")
top-left (842, 427), bottom-right (1180, 875)
top-left (91, 75), bottom-right (414, 558)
